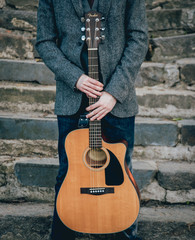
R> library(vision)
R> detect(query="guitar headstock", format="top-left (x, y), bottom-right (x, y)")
top-left (84, 11), bottom-right (102, 49)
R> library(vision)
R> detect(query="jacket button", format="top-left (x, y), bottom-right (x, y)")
top-left (81, 17), bottom-right (85, 23)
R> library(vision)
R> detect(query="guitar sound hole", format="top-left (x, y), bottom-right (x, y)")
top-left (86, 148), bottom-right (107, 168)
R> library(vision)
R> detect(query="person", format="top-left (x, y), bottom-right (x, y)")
top-left (35, 0), bottom-right (148, 239)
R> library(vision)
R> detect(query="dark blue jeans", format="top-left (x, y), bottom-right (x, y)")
top-left (51, 113), bottom-right (137, 240)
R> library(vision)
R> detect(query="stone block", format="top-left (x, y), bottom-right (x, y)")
top-left (146, 0), bottom-right (195, 9)
top-left (6, 0), bottom-right (38, 11)
top-left (136, 87), bottom-right (195, 109)
top-left (136, 62), bottom-right (180, 87)
top-left (0, 59), bottom-right (55, 84)
top-left (157, 161), bottom-right (195, 190)
top-left (138, 206), bottom-right (195, 240)
top-left (0, 31), bottom-right (34, 59)
top-left (0, 116), bottom-right (58, 140)
top-left (141, 180), bottom-right (166, 202)
top-left (147, 9), bottom-right (182, 32)
top-left (133, 160), bottom-right (157, 190)
top-left (151, 34), bottom-right (195, 62)
top-left (0, 139), bottom-right (58, 158)
top-left (0, 0), bottom-right (5, 8)
top-left (177, 58), bottom-right (195, 86)
top-left (13, 158), bottom-right (157, 191)
top-left (166, 189), bottom-right (195, 203)
top-left (14, 158), bottom-right (58, 188)
top-left (0, 9), bottom-right (37, 32)
top-left (0, 82), bottom-right (56, 104)
top-left (133, 145), bottom-right (195, 162)
top-left (0, 203), bottom-right (194, 240)
top-left (179, 119), bottom-right (195, 146)
top-left (181, 9), bottom-right (195, 33)
top-left (135, 118), bottom-right (178, 146)
top-left (0, 115), bottom-right (179, 146)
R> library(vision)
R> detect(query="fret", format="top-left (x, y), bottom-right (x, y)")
top-left (88, 48), bottom-right (98, 50)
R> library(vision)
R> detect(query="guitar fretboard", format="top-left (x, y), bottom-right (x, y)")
top-left (88, 48), bottom-right (102, 149)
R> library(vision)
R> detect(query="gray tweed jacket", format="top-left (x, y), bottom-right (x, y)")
top-left (35, 0), bottom-right (148, 117)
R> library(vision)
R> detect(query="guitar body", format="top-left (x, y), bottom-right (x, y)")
top-left (56, 128), bottom-right (140, 234)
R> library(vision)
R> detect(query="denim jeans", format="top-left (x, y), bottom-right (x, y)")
top-left (51, 113), bottom-right (137, 240)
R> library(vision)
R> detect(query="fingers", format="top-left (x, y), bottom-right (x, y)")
top-left (82, 85), bottom-right (102, 98)
top-left (86, 92), bottom-right (117, 121)
top-left (76, 74), bottom-right (104, 97)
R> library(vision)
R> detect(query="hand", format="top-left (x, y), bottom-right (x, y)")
top-left (76, 74), bottom-right (104, 98)
top-left (86, 91), bottom-right (117, 121)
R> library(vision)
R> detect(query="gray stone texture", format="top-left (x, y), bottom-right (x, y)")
top-left (136, 62), bottom-right (180, 87)
top-left (0, 139), bottom-right (58, 158)
top-left (168, 188), bottom-right (195, 204)
top-left (157, 161), bottom-right (195, 190)
top-left (137, 87), bottom-right (195, 109)
top-left (1, 58), bottom-right (194, 88)
top-left (13, 158), bottom-right (157, 190)
top-left (133, 160), bottom-right (157, 190)
top-left (146, 0), bottom-right (195, 9)
top-left (135, 118), bottom-right (178, 146)
top-left (0, 203), bottom-right (194, 240)
top-left (180, 119), bottom-right (195, 146)
top-left (0, 59), bottom-right (55, 84)
top-left (177, 58), bottom-right (195, 86)
top-left (166, 189), bottom-right (195, 203)
top-left (0, 9), bottom-right (37, 32)
top-left (134, 145), bottom-right (195, 162)
top-left (150, 34), bottom-right (195, 62)
top-left (0, 0), bottom-right (5, 8)
top-left (0, 82), bottom-right (55, 105)
top-left (141, 180), bottom-right (166, 202)
top-left (6, 0), bottom-right (38, 11)
top-left (0, 30), bottom-right (34, 59)
top-left (0, 115), bottom-right (58, 140)
top-left (0, 115), bottom-right (179, 146)
top-left (147, 9), bottom-right (182, 33)
top-left (14, 158), bottom-right (59, 188)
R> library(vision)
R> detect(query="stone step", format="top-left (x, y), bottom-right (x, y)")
top-left (0, 113), bottom-right (186, 147)
top-left (149, 34), bottom-right (195, 62)
top-left (0, 81), bottom-right (194, 118)
top-left (0, 139), bottom-right (194, 162)
top-left (11, 158), bottom-right (195, 202)
top-left (1, 114), bottom-right (195, 146)
top-left (0, 203), bottom-right (194, 240)
top-left (0, 155), bottom-right (194, 203)
top-left (147, 9), bottom-right (195, 37)
top-left (1, 58), bottom-right (194, 88)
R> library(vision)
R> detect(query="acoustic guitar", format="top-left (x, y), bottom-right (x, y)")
top-left (56, 11), bottom-right (140, 234)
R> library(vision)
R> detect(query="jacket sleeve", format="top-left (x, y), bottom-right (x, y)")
top-left (104, 0), bottom-right (148, 103)
top-left (35, 0), bottom-right (84, 90)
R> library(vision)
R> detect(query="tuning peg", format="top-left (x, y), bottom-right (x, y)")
top-left (100, 35), bottom-right (105, 40)
top-left (101, 17), bottom-right (105, 21)
top-left (100, 27), bottom-right (105, 31)
top-left (81, 27), bottom-right (85, 32)
top-left (81, 35), bottom-right (86, 41)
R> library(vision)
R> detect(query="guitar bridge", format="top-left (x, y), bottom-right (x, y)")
top-left (80, 187), bottom-right (114, 195)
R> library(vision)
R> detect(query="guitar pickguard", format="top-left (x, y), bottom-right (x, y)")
top-left (105, 149), bottom-right (124, 186)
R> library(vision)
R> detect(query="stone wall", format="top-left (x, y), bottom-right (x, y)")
top-left (0, 0), bottom-right (195, 60)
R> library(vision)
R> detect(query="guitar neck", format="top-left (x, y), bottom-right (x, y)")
top-left (88, 48), bottom-right (102, 149)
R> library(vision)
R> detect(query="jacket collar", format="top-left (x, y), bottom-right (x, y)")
top-left (71, 0), bottom-right (112, 19)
